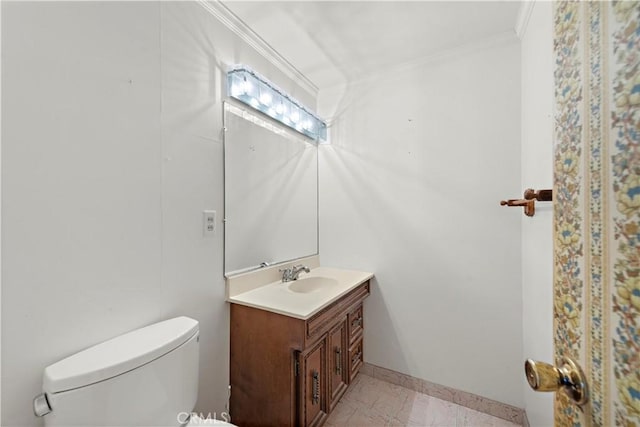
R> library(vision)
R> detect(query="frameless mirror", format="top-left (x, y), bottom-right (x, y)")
top-left (224, 103), bottom-right (318, 274)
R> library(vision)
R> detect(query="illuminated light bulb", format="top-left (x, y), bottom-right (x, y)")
top-left (230, 84), bottom-right (243, 97)
top-left (275, 103), bottom-right (285, 115)
top-left (259, 92), bottom-right (272, 106)
top-left (241, 80), bottom-right (252, 94)
top-left (249, 98), bottom-right (260, 108)
top-left (303, 120), bottom-right (313, 131)
top-left (290, 111), bottom-right (300, 123)
top-left (267, 107), bottom-right (276, 116)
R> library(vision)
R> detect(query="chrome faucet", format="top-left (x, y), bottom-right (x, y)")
top-left (280, 264), bottom-right (310, 282)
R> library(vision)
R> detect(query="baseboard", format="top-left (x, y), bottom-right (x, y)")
top-left (361, 363), bottom-right (525, 426)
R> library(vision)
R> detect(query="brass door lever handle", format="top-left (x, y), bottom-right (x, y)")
top-left (500, 198), bottom-right (536, 216)
top-left (524, 357), bottom-right (588, 406)
top-left (501, 188), bottom-right (552, 217)
top-left (523, 188), bottom-right (553, 201)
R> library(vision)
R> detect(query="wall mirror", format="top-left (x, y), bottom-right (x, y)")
top-left (223, 102), bottom-right (318, 275)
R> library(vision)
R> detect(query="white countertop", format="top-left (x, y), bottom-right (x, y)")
top-left (227, 266), bottom-right (374, 320)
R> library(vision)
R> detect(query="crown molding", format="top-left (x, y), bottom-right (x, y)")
top-left (515, 1), bottom-right (535, 40)
top-left (198, 0), bottom-right (318, 96)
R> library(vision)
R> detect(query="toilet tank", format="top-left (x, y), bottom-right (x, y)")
top-left (39, 317), bottom-right (199, 427)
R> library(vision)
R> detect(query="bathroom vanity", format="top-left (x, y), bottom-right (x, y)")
top-left (227, 264), bottom-right (372, 427)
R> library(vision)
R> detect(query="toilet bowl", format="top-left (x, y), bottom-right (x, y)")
top-left (33, 317), bottom-right (236, 427)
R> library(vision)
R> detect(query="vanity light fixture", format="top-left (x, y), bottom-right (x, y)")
top-left (227, 66), bottom-right (327, 142)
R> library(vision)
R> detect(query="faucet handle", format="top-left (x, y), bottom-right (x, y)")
top-left (279, 267), bottom-right (293, 282)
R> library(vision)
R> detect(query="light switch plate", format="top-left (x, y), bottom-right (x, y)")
top-left (203, 210), bottom-right (216, 237)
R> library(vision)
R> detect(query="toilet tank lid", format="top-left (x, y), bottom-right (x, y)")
top-left (43, 316), bottom-right (199, 394)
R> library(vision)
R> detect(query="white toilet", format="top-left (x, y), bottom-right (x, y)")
top-left (33, 317), bottom-right (235, 426)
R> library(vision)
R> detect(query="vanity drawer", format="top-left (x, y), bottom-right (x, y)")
top-left (347, 304), bottom-right (363, 343)
top-left (306, 281), bottom-right (370, 343)
top-left (348, 338), bottom-right (363, 381)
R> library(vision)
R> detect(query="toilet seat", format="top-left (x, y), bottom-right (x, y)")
top-left (186, 415), bottom-right (236, 426)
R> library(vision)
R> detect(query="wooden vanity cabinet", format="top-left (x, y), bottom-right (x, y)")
top-left (230, 281), bottom-right (370, 427)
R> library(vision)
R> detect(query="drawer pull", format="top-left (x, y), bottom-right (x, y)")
top-left (352, 351), bottom-right (362, 366)
top-left (352, 317), bottom-right (362, 328)
top-left (312, 370), bottom-right (320, 405)
top-left (335, 347), bottom-right (342, 375)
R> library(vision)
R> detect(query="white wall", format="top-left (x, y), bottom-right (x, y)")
top-left (319, 38), bottom-right (524, 406)
top-left (1, 2), bottom-right (313, 426)
top-left (2, 4), bottom-right (163, 424)
top-left (520, 2), bottom-right (554, 426)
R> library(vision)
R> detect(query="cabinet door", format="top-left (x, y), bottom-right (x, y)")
top-left (328, 321), bottom-right (349, 411)
top-left (298, 339), bottom-right (327, 427)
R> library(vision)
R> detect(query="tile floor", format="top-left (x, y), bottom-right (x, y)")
top-left (325, 374), bottom-right (521, 427)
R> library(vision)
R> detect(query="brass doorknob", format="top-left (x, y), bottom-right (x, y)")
top-left (524, 356), bottom-right (588, 406)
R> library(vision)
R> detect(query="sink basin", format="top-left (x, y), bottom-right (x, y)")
top-left (287, 276), bottom-right (339, 293)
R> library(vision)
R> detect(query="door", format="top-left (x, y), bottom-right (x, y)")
top-left (531, 2), bottom-right (640, 426)
top-left (298, 339), bottom-right (327, 427)
top-left (328, 321), bottom-right (348, 411)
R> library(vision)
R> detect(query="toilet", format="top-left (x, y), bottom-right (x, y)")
top-left (33, 317), bottom-right (235, 426)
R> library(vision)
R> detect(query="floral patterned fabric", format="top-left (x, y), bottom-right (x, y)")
top-left (553, 1), bottom-right (640, 426)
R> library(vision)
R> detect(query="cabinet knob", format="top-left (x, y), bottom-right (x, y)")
top-left (352, 351), bottom-right (362, 366)
top-left (352, 317), bottom-right (362, 328)
top-left (524, 356), bottom-right (588, 406)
